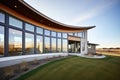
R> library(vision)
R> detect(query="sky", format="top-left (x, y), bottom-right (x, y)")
top-left (24, 0), bottom-right (120, 48)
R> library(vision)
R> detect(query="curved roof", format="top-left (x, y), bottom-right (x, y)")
top-left (0, 0), bottom-right (95, 32)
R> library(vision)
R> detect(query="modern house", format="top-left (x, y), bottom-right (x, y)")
top-left (0, 0), bottom-right (95, 68)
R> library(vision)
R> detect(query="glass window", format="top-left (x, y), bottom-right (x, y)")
top-left (63, 33), bottom-right (67, 38)
top-left (51, 38), bottom-right (56, 52)
top-left (9, 16), bottom-right (22, 29)
top-left (25, 23), bottom-right (34, 32)
top-left (37, 27), bottom-right (43, 34)
top-left (0, 12), bottom-right (5, 23)
top-left (57, 39), bottom-right (61, 52)
top-left (44, 37), bottom-right (50, 53)
top-left (63, 39), bottom-right (67, 52)
top-left (74, 33), bottom-right (78, 36)
top-left (78, 32), bottom-right (83, 37)
top-left (68, 33), bottom-right (73, 36)
top-left (36, 35), bottom-right (43, 54)
top-left (9, 28), bottom-right (22, 56)
top-left (57, 33), bottom-right (61, 37)
top-left (25, 33), bottom-right (34, 54)
top-left (0, 26), bottom-right (4, 57)
top-left (83, 32), bottom-right (85, 38)
top-left (52, 31), bottom-right (56, 37)
top-left (45, 30), bottom-right (50, 36)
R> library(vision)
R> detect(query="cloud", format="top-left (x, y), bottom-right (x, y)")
top-left (71, 0), bottom-right (119, 25)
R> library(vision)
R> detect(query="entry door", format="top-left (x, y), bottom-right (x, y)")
top-left (68, 40), bottom-right (80, 53)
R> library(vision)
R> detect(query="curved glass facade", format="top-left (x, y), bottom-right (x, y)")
top-left (0, 11), bottom-right (87, 57)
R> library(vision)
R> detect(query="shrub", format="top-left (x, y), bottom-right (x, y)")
top-left (19, 61), bottom-right (29, 71)
top-left (33, 59), bottom-right (39, 65)
top-left (3, 66), bottom-right (15, 79)
top-left (46, 56), bottom-right (49, 61)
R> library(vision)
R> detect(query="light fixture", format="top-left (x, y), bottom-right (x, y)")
top-left (14, 5), bottom-right (17, 8)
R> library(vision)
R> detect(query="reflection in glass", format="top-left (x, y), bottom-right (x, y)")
top-left (74, 33), bottom-right (78, 36)
top-left (68, 33), bottom-right (73, 36)
top-left (68, 41), bottom-right (80, 53)
top-left (9, 16), bottom-right (22, 29)
top-left (83, 32), bottom-right (85, 38)
top-left (25, 23), bottom-right (34, 32)
top-left (45, 30), bottom-right (50, 36)
top-left (52, 31), bottom-right (56, 37)
top-left (36, 35), bottom-right (43, 53)
top-left (25, 33), bottom-right (34, 54)
top-left (0, 12), bottom-right (5, 23)
top-left (51, 38), bottom-right (56, 52)
top-left (0, 26), bottom-right (4, 56)
top-left (78, 32), bottom-right (83, 37)
top-left (44, 37), bottom-right (50, 53)
top-left (57, 33), bottom-right (61, 37)
top-left (57, 39), bottom-right (61, 52)
top-left (63, 39), bottom-right (67, 52)
top-left (37, 27), bottom-right (43, 34)
top-left (9, 28), bottom-right (22, 56)
top-left (63, 33), bottom-right (67, 38)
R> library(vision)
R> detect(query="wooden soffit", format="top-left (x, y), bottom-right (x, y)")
top-left (0, 0), bottom-right (95, 32)
top-left (68, 36), bottom-right (80, 41)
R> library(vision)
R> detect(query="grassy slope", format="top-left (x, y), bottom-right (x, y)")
top-left (16, 56), bottom-right (120, 80)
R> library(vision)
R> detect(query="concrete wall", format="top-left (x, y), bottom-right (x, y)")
top-left (81, 31), bottom-right (88, 54)
top-left (0, 53), bottom-right (68, 68)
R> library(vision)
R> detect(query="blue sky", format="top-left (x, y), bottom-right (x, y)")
top-left (25, 0), bottom-right (120, 48)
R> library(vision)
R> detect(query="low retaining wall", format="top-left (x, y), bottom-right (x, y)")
top-left (0, 53), bottom-right (68, 68)
top-left (69, 53), bottom-right (106, 59)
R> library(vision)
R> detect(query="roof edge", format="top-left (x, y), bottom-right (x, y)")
top-left (19, 0), bottom-right (95, 29)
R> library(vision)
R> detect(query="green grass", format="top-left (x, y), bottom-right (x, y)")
top-left (16, 56), bottom-right (120, 80)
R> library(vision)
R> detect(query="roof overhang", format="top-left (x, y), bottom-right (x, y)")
top-left (88, 43), bottom-right (99, 46)
top-left (0, 0), bottom-right (95, 32)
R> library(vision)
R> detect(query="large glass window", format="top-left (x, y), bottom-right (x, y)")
top-left (63, 39), bottom-right (67, 52)
top-left (0, 12), bottom-right (5, 23)
top-left (51, 38), bottom-right (56, 52)
top-left (9, 28), bottom-right (22, 56)
top-left (0, 26), bottom-right (4, 57)
top-left (44, 37), bottom-right (50, 53)
top-left (57, 33), bottom-right (61, 37)
top-left (9, 16), bottom-right (22, 29)
top-left (63, 33), bottom-right (67, 38)
top-left (25, 23), bottom-right (34, 32)
top-left (45, 30), bottom-right (50, 36)
top-left (57, 39), bottom-right (61, 52)
top-left (25, 33), bottom-right (34, 54)
top-left (37, 27), bottom-right (43, 34)
top-left (36, 35), bottom-right (43, 54)
top-left (52, 31), bottom-right (56, 37)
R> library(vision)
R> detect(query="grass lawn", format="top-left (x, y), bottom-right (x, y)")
top-left (16, 56), bottom-right (120, 80)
